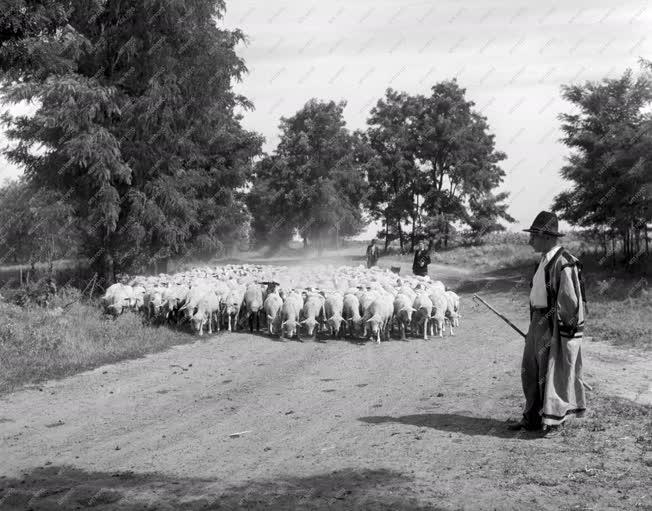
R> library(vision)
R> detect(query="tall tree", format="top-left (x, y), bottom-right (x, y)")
top-left (366, 89), bottom-right (423, 252)
top-left (248, 99), bottom-right (370, 253)
top-left (552, 64), bottom-right (652, 263)
top-left (1, 0), bottom-right (262, 282)
top-left (411, 80), bottom-right (512, 247)
top-left (365, 82), bottom-right (512, 250)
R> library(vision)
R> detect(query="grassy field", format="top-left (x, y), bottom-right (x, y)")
top-left (0, 293), bottom-right (196, 394)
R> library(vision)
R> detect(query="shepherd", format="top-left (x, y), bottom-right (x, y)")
top-left (366, 238), bottom-right (379, 269)
top-left (412, 240), bottom-right (431, 277)
top-left (508, 211), bottom-right (587, 434)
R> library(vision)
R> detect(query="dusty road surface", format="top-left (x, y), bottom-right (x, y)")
top-left (1, 264), bottom-right (650, 510)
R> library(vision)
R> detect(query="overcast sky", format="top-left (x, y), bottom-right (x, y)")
top-left (1, 0), bottom-right (650, 234)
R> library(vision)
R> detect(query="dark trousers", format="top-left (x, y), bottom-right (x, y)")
top-left (521, 310), bottom-right (551, 427)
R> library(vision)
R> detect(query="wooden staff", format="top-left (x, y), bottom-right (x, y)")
top-left (473, 294), bottom-right (527, 338)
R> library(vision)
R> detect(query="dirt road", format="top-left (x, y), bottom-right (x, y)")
top-left (1, 265), bottom-right (650, 510)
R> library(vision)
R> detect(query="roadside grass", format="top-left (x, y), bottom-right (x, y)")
top-left (428, 239), bottom-right (600, 271)
top-left (0, 295), bottom-right (197, 395)
top-left (499, 394), bottom-right (651, 507)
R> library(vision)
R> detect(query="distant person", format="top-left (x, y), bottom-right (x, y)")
top-left (508, 210), bottom-right (587, 435)
top-left (412, 240), bottom-right (431, 276)
top-left (366, 239), bottom-right (379, 268)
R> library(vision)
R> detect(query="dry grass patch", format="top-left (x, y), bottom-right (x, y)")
top-left (0, 298), bottom-right (196, 394)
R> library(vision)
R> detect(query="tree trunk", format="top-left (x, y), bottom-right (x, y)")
top-left (645, 223), bottom-right (649, 255)
top-left (303, 236), bottom-right (308, 249)
top-left (411, 213), bottom-right (416, 252)
top-left (102, 252), bottom-right (115, 286)
top-left (398, 221), bottom-right (404, 252)
top-left (159, 256), bottom-right (169, 274)
top-left (384, 213), bottom-right (390, 253)
top-left (335, 223), bottom-right (339, 250)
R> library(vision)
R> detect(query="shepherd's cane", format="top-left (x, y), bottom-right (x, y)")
top-left (473, 294), bottom-right (592, 391)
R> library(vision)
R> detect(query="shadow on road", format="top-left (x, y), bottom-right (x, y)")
top-left (0, 466), bottom-right (446, 510)
top-left (358, 413), bottom-right (543, 440)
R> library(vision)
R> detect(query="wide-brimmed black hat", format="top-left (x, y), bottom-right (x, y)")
top-left (523, 211), bottom-right (564, 237)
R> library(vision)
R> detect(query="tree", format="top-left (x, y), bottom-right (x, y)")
top-left (1, 0), bottom-right (262, 283)
top-left (552, 64), bottom-right (652, 265)
top-left (411, 80), bottom-right (513, 247)
top-left (0, 178), bottom-right (79, 272)
top-left (366, 89), bottom-right (423, 252)
top-left (365, 82), bottom-right (513, 251)
top-left (248, 99), bottom-right (370, 253)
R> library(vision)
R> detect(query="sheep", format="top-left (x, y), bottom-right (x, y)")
top-left (429, 290), bottom-right (448, 338)
top-left (300, 292), bottom-right (325, 339)
top-left (242, 284), bottom-right (264, 332)
top-left (412, 292), bottom-right (433, 340)
top-left (323, 292), bottom-right (345, 338)
top-left (280, 291), bottom-right (303, 340)
top-left (361, 294), bottom-right (394, 344)
top-left (393, 293), bottom-right (416, 341)
top-left (102, 283), bottom-right (135, 317)
top-left (263, 292), bottom-right (283, 335)
top-left (102, 263), bottom-right (455, 340)
top-left (342, 292), bottom-right (362, 339)
top-left (224, 287), bottom-right (245, 332)
top-left (190, 292), bottom-right (221, 336)
top-left (444, 290), bottom-right (460, 335)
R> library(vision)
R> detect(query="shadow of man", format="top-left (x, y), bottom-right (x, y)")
top-left (359, 413), bottom-right (543, 440)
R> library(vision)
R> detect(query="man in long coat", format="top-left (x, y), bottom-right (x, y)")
top-left (509, 211), bottom-right (587, 434)
top-left (412, 241), bottom-right (431, 277)
top-left (366, 239), bottom-right (379, 268)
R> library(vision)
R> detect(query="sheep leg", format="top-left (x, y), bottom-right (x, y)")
top-left (228, 315), bottom-right (232, 332)
top-left (423, 318), bottom-right (428, 340)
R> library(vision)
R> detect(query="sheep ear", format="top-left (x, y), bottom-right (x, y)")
top-left (410, 307), bottom-right (416, 312)
top-left (267, 314), bottom-right (273, 320)
top-left (281, 320), bottom-right (287, 327)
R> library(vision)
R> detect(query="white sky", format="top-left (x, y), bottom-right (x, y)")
top-left (1, 0), bottom-right (650, 236)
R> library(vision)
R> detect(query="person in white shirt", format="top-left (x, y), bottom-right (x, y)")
top-left (508, 211), bottom-right (587, 434)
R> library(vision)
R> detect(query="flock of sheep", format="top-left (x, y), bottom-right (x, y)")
top-left (101, 264), bottom-right (461, 343)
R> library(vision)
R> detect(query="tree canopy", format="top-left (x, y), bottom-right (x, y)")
top-left (552, 63), bottom-right (652, 263)
top-left (1, 0), bottom-right (262, 281)
top-left (366, 82), bottom-right (513, 250)
top-left (248, 99), bottom-right (371, 252)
